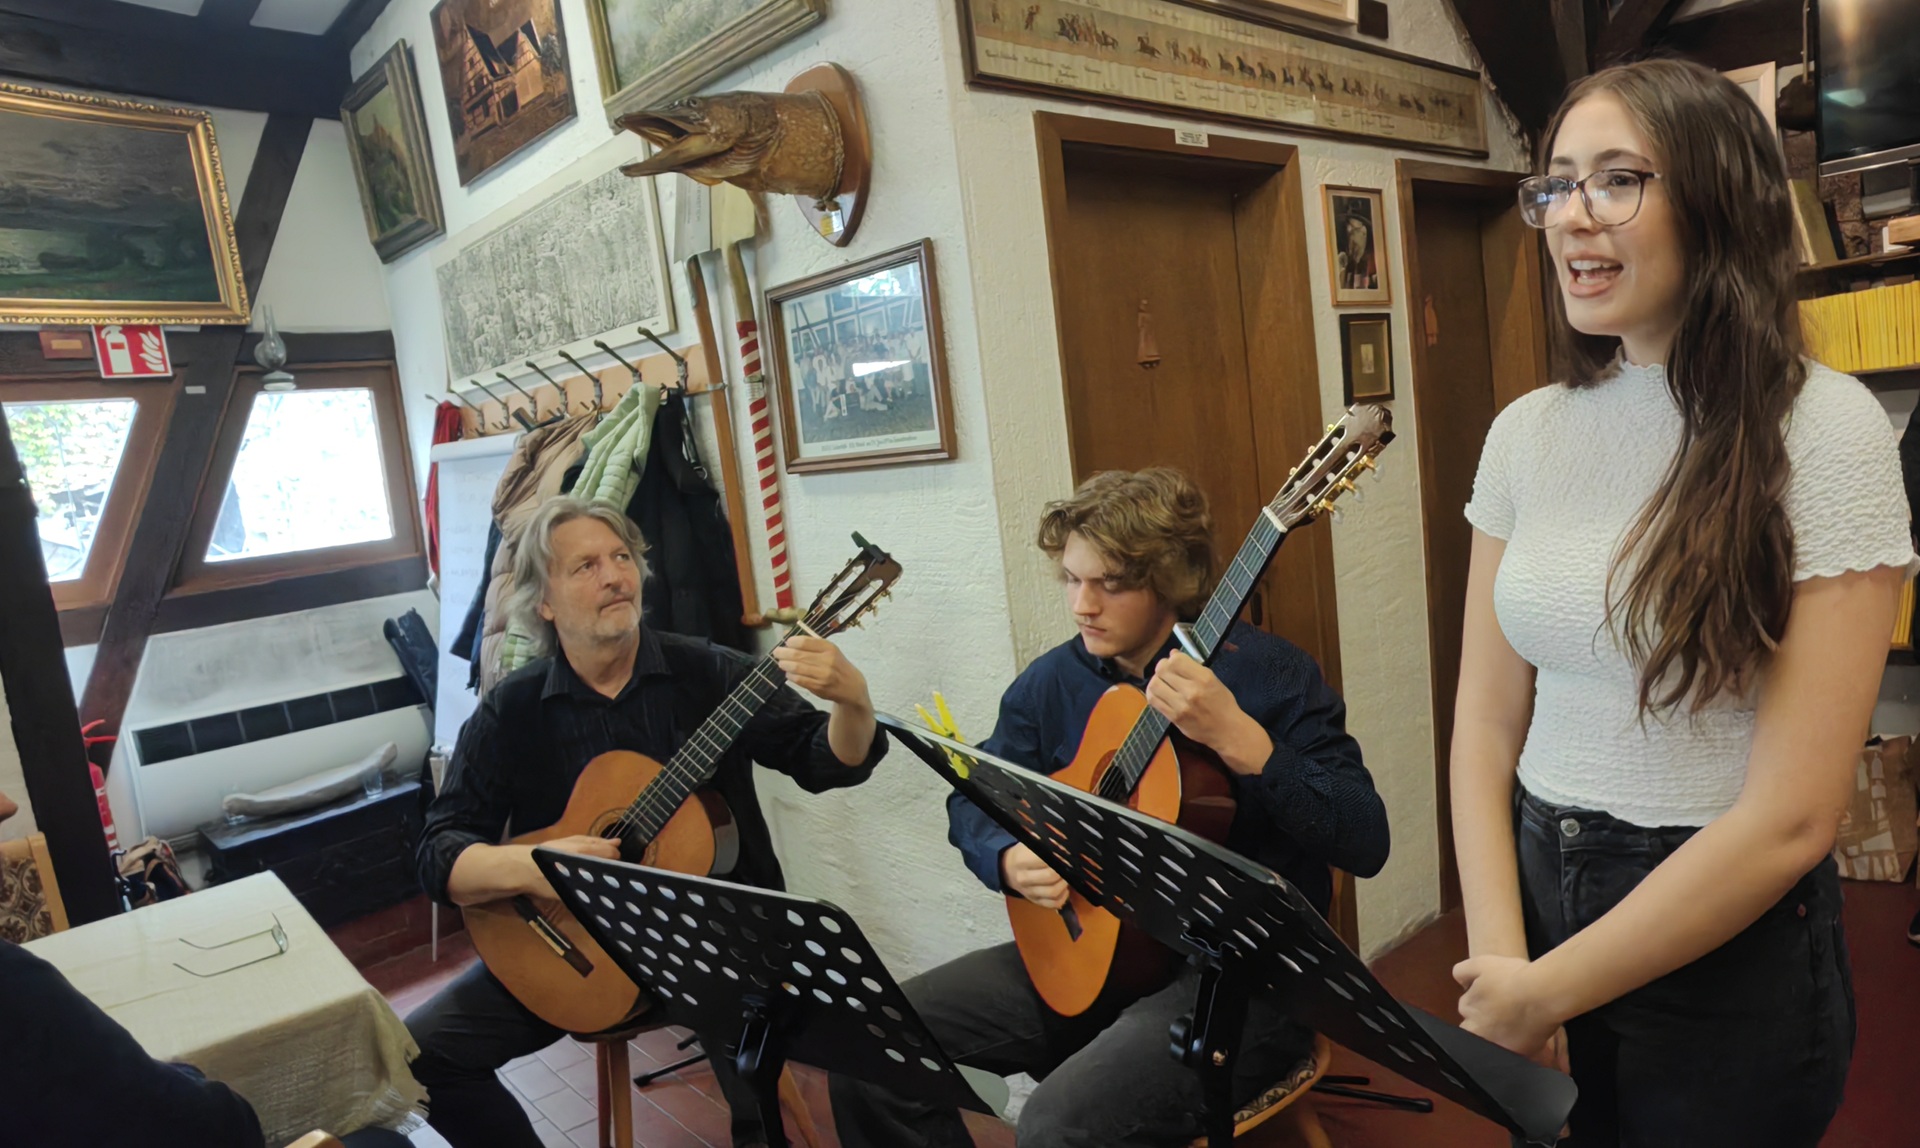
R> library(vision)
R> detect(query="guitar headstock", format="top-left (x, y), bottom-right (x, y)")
top-left (1269, 404), bottom-right (1394, 529)
top-left (800, 533), bottom-right (903, 637)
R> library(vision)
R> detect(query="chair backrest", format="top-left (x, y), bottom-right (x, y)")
top-left (0, 832), bottom-right (69, 941)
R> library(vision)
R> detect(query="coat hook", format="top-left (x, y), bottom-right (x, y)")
top-left (557, 349), bottom-right (603, 413)
top-left (1136, 299), bottom-right (1161, 370)
top-left (636, 327), bottom-right (691, 395)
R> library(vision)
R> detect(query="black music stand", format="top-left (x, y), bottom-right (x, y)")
top-left (880, 714), bottom-right (1576, 1147)
top-left (533, 849), bottom-right (993, 1148)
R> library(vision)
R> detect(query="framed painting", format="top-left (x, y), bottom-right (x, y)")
top-left (1339, 312), bottom-right (1393, 403)
top-left (585, 0), bottom-right (826, 124)
top-left (766, 239), bottom-right (955, 474)
top-left (1248, 0), bottom-right (1358, 24)
top-left (429, 0), bottom-right (577, 186)
top-left (0, 84), bottom-right (247, 326)
top-left (956, 0), bottom-right (1487, 157)
top-left (342, 42), bottom-right (446, 263)
top-left (1323, 184), bottom-right (1390, 306)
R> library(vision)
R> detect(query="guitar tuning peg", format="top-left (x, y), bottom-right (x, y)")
top-left (1357, 455), bottom-right (1378, 472)
top-left (1335, 478), bottom-right (1358, 496)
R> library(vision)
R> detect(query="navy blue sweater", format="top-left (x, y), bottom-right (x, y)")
top-left (946, 622), bottom-right (1389, 914)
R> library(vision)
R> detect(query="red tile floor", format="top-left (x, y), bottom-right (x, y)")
top-left (358, 878), bottom-right (1920, 1147)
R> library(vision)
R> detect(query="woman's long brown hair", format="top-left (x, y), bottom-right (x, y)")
top-left (1543, 58), bottom-right (1805, 715)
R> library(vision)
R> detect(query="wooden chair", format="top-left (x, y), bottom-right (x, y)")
top-left (1187, 1031), bottom-right (1334, 1148)
top-left (581, 1023), bottom-right (823, 1148)
top-left (0, 831), bottom-right (69, 942)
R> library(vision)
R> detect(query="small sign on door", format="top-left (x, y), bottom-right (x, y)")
top-left (93, 324), bottom-right (173, 378)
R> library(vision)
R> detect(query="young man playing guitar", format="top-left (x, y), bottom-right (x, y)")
top-left (829, 468), bottom-right (1390, 1148)
top-left (409, 497), bottom-right (887, 1148)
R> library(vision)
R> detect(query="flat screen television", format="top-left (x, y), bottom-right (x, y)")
top-left (1817, 0), bottom-right (1920, 175)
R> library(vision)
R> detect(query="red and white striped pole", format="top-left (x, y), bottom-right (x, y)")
top-left (736, 315), bottom-right (794, 610)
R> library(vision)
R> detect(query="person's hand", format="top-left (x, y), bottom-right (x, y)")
top-left (1001, 844), bottom-right (1069, 909)
top-left (772, 635), bottom-right (872, 709)
top-left (523, 835), bottom-right (620, 899)
top-left (1453, 955), bottom-right (1564, 1059)
top-left (1144, 652), bottom-right (1271, 772)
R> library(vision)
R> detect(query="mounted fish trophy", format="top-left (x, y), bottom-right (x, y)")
top-left (617, 63), bottom-right (872, 247)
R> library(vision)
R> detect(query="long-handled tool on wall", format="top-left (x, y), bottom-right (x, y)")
top-left (712, 183), bottom-right (795, 612)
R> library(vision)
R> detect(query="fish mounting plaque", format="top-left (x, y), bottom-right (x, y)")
top-left (786, 63), bottom-right (870, 247)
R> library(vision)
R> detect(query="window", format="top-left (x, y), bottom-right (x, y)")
top-left (0, 381), bottom-right (171, 611)
top-left (174, 364), bottom-right (420, 592)
top-left (207, 389), bottom-right (395, 563)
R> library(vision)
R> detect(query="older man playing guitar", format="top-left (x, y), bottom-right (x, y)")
top-left (409, 496), bottom-right (887, 1148)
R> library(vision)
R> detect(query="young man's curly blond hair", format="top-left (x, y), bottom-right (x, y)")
top-left (1036, 468), bottom-right (1215, 619)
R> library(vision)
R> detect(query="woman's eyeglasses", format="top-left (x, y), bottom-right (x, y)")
top-left (1518, 169), bottom-right (1661, 229)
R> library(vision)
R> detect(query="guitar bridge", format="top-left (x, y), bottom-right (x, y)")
top-left (512, 896), bottom-right (594, 977)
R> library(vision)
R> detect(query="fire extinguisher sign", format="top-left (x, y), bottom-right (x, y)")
top-left (91, 324), bottom-right (173, 379)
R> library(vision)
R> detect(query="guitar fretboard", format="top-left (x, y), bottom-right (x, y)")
top-left (615, 631), bottom-right (797, 846)
top-left (1098, 512), bottom-right (1286, 801)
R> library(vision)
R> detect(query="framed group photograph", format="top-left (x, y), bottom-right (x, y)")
top-left (342, 42), bottom-right (445, 263)
top-left (1323, 185), bottom-right (1390, 306)
top-left (765, 239), bottom-right (955, 474)
top-left (1339, 313), bottom-right (1394, 404)
top-left (429, 0), bottom-right (577, 185)
top-left (585, 0), bottom-right (825, 124)
top-left (0, 84), bottom-right (247, 326)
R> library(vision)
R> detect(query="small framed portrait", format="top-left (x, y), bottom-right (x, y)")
top-left (1340, 313), bottom-right (1394, 404)
top-left (342, 42), bottom-right (445, 263)
top-left (1323, 185), bottom-right (1391, 306)
top-left (766, 239), bottom-right (956, 474)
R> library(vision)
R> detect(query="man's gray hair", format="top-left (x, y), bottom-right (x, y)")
top-left (502, 496), bottom-right (650, 657)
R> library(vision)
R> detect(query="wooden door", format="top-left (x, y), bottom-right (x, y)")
top-left (1040, 118), bottom-right (1337, 681)
top-left (1398, 162), bottom-right (1546, 910)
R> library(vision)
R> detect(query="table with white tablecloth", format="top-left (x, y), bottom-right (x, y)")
top-left (24, 871), bottom-right (425, 1144)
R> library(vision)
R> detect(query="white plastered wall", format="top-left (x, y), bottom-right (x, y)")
top-left (355, 0), bottom-right (1528, 968)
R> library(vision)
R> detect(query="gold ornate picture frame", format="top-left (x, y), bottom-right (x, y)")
top-left (585, 0), bottom-right (826, 124)
top-left (0, 84), bottom-right (248, 326)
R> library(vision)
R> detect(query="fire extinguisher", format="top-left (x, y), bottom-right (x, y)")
top-left (80, 719), bottom-right (119, 852)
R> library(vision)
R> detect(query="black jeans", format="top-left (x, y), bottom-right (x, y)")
top-left (828, 941), bottom-right (1313, 1148)
top-left (1515, 788), bottom-right (1855, 1147)
top-left (404, 962), bottom-right (767, 1147)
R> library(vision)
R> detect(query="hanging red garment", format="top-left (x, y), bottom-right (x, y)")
top-left (425, 401), bottom-right (462, 577)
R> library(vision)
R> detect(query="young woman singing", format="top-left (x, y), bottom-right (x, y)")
top-left (1450, 58), bottom-right (1914, 1145)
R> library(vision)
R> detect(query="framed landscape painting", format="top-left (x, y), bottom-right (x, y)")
top-left (343, 42), bottom-right (446, 263)
top-left (586, 0), bottom-right (825, 123)
top-left (0, 84), bottom-right (248, 326)
top-left (766, 239), bottom-right (955, 473)
top-left (430, 0), bottom-right (577, 185)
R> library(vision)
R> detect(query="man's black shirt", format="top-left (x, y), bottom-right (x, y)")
top-left (418, 627), bottom-right (886, 902)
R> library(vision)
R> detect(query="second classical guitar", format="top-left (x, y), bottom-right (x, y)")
top-left (466, 534), bottom-right (902, 1034)
top-left (1010, 405), bottom-right (1395, 1017)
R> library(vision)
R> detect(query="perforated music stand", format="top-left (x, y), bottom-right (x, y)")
top-left (879, 713), bottom-right (1576, 1147)
top-left (532, 849), bottom-right (993, 1147)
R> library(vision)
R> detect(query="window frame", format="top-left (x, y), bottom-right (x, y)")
top-left (0, 377), bottom-right (174, 613)
top-left (172, 361), bottom-right (421, 594)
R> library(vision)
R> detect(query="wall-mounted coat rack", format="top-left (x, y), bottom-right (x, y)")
top-left (439, 331), bottom-right (718, 440)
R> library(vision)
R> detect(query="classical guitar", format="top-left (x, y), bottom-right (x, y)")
top-left (1010, 405), bottom-right (1395, 1017)
top-left (466, 534), bottom-right (902, 1034)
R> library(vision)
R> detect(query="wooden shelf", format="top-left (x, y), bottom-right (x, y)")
top-left (1890, 647), bottom-right (1916, 667)
top-left (1855, 364), bottom-right (1920, 389)
top-left (1800, 246), bottom-right (1920, 297)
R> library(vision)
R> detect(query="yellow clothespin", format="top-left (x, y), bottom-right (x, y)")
top-left (914, 691), bottom-right (973, 778)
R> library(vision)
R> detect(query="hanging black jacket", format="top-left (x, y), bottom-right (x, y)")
top-left (627, 394), bottom-right (751, 653)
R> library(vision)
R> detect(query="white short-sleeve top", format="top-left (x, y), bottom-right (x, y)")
top-left (1466, 359), bottom-right (1918, 827)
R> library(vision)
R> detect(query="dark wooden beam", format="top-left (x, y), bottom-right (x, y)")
top-left (1593, 0), bottom-right (1684, 67)
top-left (154, 556), bottom-right (427, 635)
top-left (328, 0), bottom-right (397, 53)
top-left (0, 410), bottom-right (119, 923)
top-left (1655, 0), bottom-right (1803, 70)
top-left (79, 115), bottom-right (312, 742)
top-left (1551, 0), bottom-right (1590, 87)
top-left (0, 11), bottom-right (347, 119)
top-left (0, 0), bottom-right (319, 53)
top-left (1450, 0), bottom-right (1575, 135)
top-left (201, 0), bottom-right (265, 31)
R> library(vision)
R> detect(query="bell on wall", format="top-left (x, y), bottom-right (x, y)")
top-left (254, 306), bottom-right (296, 391)
top-left (1136, 299), bottom-right (1162, 369)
